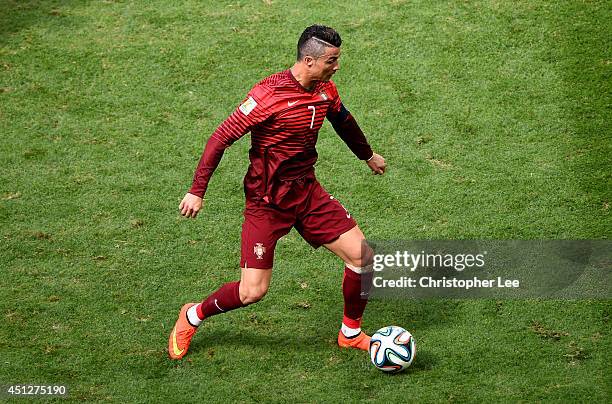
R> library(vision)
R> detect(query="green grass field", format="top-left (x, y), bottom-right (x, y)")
top-left (1, 0), bottom-right (610, 402)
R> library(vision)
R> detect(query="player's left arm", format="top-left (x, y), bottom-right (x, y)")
top-left (326, 101), bottom-right (387, 175)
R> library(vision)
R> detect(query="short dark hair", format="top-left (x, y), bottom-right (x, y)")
top-left (297, 25), bottom-right (342, 61)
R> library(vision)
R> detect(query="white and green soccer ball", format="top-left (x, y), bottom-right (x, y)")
top-left (369, 326), bottom-right (416, 373)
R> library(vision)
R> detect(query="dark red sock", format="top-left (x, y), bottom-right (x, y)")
top-left (342, 267), bottom-right (372, 328)
top-left (196, 281), bottom-right (245, 319)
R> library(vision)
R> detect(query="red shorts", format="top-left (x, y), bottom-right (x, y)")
top-left (240, 179), bottom-right (357, 269)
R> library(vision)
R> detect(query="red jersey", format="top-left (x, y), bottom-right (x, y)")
top-left (189, 69), bottom-right (372, 207)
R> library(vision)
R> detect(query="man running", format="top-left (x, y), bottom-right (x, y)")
top-left (169, 24), bottom-right (386, 360)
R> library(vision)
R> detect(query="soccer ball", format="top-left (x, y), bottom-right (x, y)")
top-left (369, 326), bottom-right (416, 373)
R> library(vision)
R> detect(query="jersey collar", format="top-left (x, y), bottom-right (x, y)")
top-left (286, 69), bottom-right (321, 93)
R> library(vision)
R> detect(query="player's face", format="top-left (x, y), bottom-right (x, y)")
top-left (312, 47), bottom-right (341, 81)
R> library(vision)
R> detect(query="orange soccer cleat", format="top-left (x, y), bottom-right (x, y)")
top-left (168, 303), bottom-right (198, 360)
top-left (337, 330), bottom-right (371, 351)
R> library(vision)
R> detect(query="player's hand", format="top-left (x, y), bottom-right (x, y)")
top-left (179, 193), bottom-right (203, 218)
top-left (367, 153), bottom-right (386, 175)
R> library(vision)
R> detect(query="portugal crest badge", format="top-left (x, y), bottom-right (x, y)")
top-left (254, 243), bottom-right (266, 260)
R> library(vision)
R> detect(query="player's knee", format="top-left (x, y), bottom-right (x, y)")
top-left (240, 285), bottom-right (268, 305)
top-left (344, 242), bottom-right (373, 269)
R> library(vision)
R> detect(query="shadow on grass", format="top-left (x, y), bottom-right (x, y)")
top-left (189, 327), bottom-right (337, 353)
top-left (191, 325), bottom-right (436, 369)
top-left (370, 298), bottom-right (465, 332)
top-left (0, 0), bottom-right (84, 46)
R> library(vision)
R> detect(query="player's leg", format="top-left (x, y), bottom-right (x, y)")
top-left (295, 181), bottom-right (373, 351)
top-left (168, 201), bottom-right (290, 360)
top-left (239, 267), bottom-right (272, 304)
top-left (168, 267), bottom-right (272, 360)
top-left (324, 225), bottom-right (374, 351)
top-left (192, 265), bottom-right (272, 323)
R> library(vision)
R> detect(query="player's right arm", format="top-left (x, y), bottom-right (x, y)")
top-left (180, 85), bottom-right (273, 218)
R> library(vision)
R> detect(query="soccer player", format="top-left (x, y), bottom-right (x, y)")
top-left (169, 25), bottom-right (387, 360)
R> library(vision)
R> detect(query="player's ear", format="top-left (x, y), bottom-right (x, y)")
top-left (304, 55), bottom-right (315, 67)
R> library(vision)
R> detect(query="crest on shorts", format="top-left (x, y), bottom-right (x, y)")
top-left (254, 243), bottom-right (266, 260)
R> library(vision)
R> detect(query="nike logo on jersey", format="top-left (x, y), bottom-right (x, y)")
top-left (287, 100), bottom-right (299, 106)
